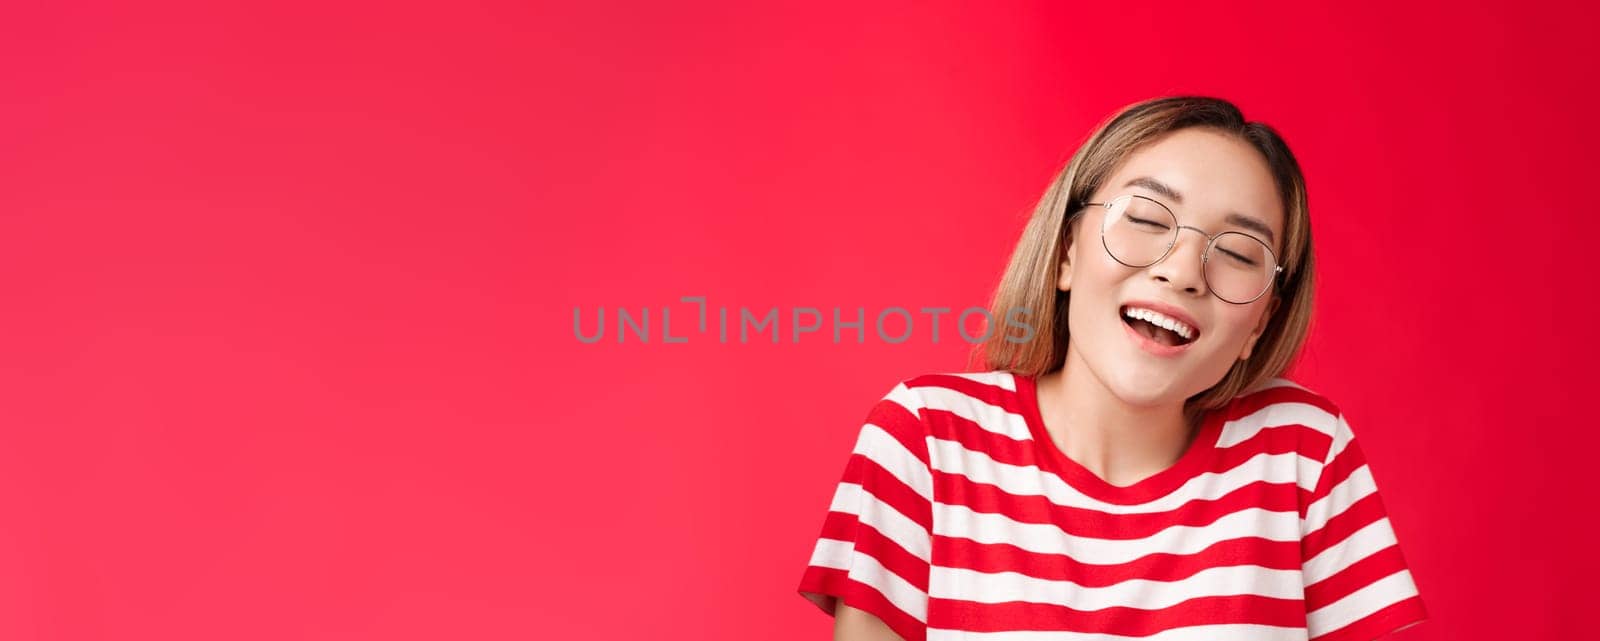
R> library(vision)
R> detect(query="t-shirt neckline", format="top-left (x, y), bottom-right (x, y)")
top-left (1013, 371), bottom-right (1226, 505)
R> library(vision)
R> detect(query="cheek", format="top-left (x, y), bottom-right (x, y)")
top-left (1074, 237), bottom-right (1127, 286)
top-left (1203, 309), bottom-right (1266, 348)
top-left (1070, 254), bottom-right (1122, 314)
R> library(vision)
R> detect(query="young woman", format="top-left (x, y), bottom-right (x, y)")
top-left (796, 97), bottom-right (1428, 641)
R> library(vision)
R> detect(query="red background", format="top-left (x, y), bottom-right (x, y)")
top-left (1, 1), bottom-right (1594, 639)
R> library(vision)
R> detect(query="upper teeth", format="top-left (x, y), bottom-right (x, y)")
top-left (1123, 306), bottom-right (1195, 340)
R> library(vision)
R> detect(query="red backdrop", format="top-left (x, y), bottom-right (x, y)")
top-left (1, 1), bottom-right (1593, 639)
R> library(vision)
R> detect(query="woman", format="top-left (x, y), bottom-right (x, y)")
top-left (796, 96), bottom-right (1428, 641)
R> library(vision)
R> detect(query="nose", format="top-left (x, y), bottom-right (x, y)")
top-left (1146, 225), bottom-right (1209, 296)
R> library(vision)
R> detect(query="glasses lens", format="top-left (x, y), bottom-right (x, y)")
top-left (1206, 232), bottom-right (1277, 303)
top-left (1101, 196), bottom-right (1176, 266)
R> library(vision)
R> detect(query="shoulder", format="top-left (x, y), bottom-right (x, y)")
top-left (887, 370), bottom-right (1022, 412)
top-left (1233, 376), bottom-right (1344, 421)
top-left (1218, 375), bottom-right (1357, 448)
top-left (902, 369), bottom-right (1019, 391)
top-left (1227, 376), bottom-right (1368, 466)
top-left (862, 370), bottom-right (1021, 420)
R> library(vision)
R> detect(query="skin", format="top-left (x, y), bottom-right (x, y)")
top-left (835, 603), bottom-right (902, 641)
top-left (831, 127), bottom-right (1288, 641)
top-left (1035, 126), bottom-right (1285, 487)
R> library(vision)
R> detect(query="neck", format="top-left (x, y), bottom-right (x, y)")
top-left (1033, 343), bottom-right (1196, 488)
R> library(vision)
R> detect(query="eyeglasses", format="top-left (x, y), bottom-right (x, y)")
top-left (1075, 194), bottom-right (1282, 304)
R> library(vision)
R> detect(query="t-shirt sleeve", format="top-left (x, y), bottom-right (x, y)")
top-left (797, 381), bottom-right (934, 641)
top-left (1300, 409), bottom-right (1429, 641)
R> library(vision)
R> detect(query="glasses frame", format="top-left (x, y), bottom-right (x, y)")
top-left (1077, 194), bottom-right (1283, 305)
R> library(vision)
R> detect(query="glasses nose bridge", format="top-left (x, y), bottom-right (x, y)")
top-left (1151, 223), bottom-right (1213, 291)
top-left (1174, 223), bottom-right (1214, 242)
top-left (1166, 224), bottom-right (1216, 260)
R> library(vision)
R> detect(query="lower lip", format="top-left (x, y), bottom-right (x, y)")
top-left (1121, 316), bottom-right (1195, 357)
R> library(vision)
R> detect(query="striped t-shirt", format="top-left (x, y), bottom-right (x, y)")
top-left (797, 370), bottom-right (1427, 641)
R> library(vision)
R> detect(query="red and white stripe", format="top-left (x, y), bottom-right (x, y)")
top-left (798, 371), bottom-right (1427, 641)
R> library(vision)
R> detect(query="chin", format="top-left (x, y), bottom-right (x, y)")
top-left (1102, 368), bottom-right (1191, 408)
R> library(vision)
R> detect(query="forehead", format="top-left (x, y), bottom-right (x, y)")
top-left (1101, 127), bottom-right (1285, 244)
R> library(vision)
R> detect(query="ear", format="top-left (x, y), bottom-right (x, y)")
top-left (1057, 225), bottom-right (1078, 292)
top-left (1237, 296), bottom-right (1281, 362)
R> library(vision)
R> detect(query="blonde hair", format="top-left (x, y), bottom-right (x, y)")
top-left (971, 96), bottom-right (1316, 427)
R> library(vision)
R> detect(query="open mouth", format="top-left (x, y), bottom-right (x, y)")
top-left (1120, 305), bottom-right (1197, 347)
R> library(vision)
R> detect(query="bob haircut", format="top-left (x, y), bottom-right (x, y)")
top-left (974, 96), bottom-right (1316, 428)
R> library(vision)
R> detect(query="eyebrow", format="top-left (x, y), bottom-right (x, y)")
top-left (1122, 176), bottom-right (1278, 245)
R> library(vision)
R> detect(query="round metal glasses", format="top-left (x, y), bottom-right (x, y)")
top-left (1076, 194), bottom-right (1283, 304)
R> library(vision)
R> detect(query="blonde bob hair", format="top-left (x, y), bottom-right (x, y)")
top-left (973, 96), bottom-right (1316, 427)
